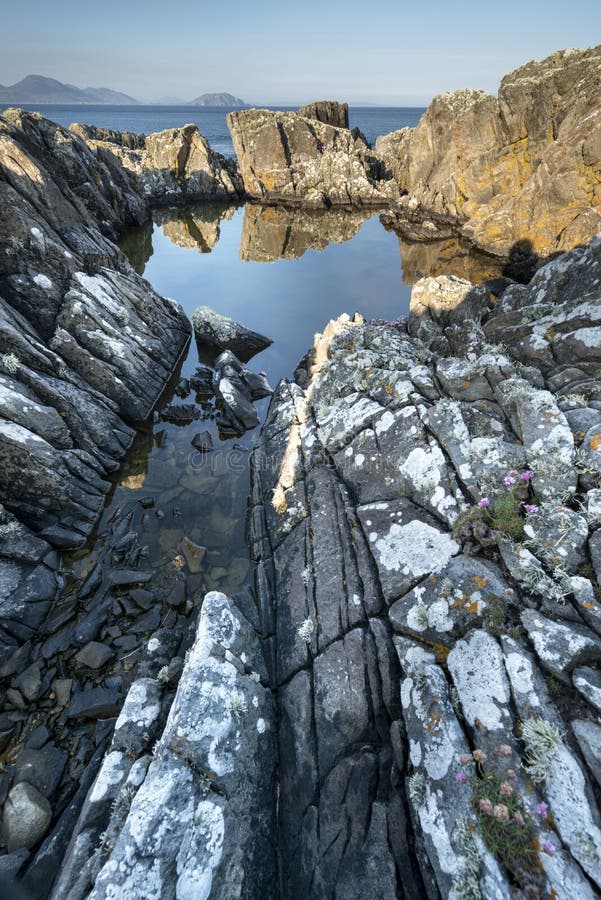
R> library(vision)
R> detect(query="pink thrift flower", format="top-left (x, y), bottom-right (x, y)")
top-left (479, 798), bottom-right (493, 815)
top-left (520, 470), bottom-right (534, 481)
top-left (460, 754), bottom-right (472, 765)
top-left (499, 744), bottom-right (512, 757)
top-left (523, 504), bottom-right (539, 514)
top-left (473, 749), bottom-right (487, 763)
top-left (478, 498), bottom-right (490, 508)
top-left (503, 475), bottom-right (516, 486)
top-left (500, 781), bottom-right (513, 797)
top-left (509, 470), bottom-right (519, 477)
top-left (493, 804), bottom-right (510, 823)
top-left (542, 840), bottom-right (555, 855)
top-left (455, 771), bottom-right (468, 784)
top-left (536, 801), bottom-right (549, 819)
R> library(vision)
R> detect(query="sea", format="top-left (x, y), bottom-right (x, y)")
top-left (5, 103), bottom-right (425, 157)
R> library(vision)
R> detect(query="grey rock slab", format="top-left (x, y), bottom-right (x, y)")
top-left (86, 592), bottom-right (277, 900)
top-left (74, 641), bottom-right (114, 669)
top-left (15, 744), bottom-right (67, 798)
top-left (521, 609), bottom-right (601, 682)
top-left (2, 782), bottom-right (52, 852)
top-left (573, 719), bottom-right (601, 787)
top-left (389, 555), bottom-right (515, 642)
top-left (67, 687), bottom-right (123, 719)
top-left (191, 305), bottom-right (272, 358)
top-left (573, 666), bottom-right (601, 713)
top-left (111, 677), bottom-right (161, 756)
top-left (357, 498), bottom-right (460, 602)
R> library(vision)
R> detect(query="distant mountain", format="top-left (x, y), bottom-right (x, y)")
top-left (0, 75), bottom-right (139, 105)
top-left (188, 92), bottom-right (246, 107)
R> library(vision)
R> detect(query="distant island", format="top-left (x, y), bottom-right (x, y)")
top-left (0, 75), bottom-right (139, 105)
top-left (187, 92), bottom-right (247, 107)
top-left (0, 75), bottom-right (247, 107)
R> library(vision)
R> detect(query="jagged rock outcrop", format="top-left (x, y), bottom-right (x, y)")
top-left (376, 45), bottom-right (601, 257)
top-left (49, 591), bottom-right (276, 900)
top-left (297, 100), bottom-right (349, 129)
top-left (0, 109), bottom-right (190, 648)
top-left (227, 107), bottom-right (399, 207)
top-left (239, 204), bottom-right (370, 262)
top-left (248, 236), bottom-right (601, 897)
top-left (76, 123), bottom-right (244, 205)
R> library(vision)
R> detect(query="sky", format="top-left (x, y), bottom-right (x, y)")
top-left (2, 0), bottom-right (600, 105)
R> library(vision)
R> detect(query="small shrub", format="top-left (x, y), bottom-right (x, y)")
top-left (228, 689), bottom-right (248, 719)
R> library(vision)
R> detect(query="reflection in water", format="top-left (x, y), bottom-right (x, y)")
top-left (154, 203), bottom-right (237, 255)
top-left (239, 204), bottom-right (371, 262)
top-left (398, 234), bottom-right (505, 285)
top-left (119, 220), bottom-right (153, 274)
top-left (381, 215), bottom-right (505, 286)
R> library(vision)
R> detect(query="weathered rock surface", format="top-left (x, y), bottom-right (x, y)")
top-left (377, 45), bottom-right (601, 257)
top-left (75, 122), bottom-right (244, 205)
top-left (51, 592), bottom-right (276, 900)
top-left (247, 235), bottom-right (601, 897)
top-left (191, 305), bottom-right (272, 357)
top-left (0, 109), bottom-right (190, 663)
top-left (297, 100), bottom-right (349, 129)
top-left (228, 107), bottom-right (399, 207)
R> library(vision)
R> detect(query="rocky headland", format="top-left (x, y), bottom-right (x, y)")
top-left (0, 42), bottom-right (601, 900)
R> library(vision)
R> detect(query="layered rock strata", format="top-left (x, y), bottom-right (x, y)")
top-left (247, 237), bottom-right (601, 897)
top-left (0, 109), bottom-right (190, 649)
top-left (376, 45), bottom-right (601, 257)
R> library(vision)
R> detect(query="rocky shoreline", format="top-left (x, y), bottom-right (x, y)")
top-left (1, 43), bottom-right (601, 899)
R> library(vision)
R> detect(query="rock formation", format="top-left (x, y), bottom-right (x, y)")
top-left (227, 108), bottom-right (399, 207)
top-left (75, 122), bottom-right (244, 205)
top-left (191, 306), bottom-right (272, 358)
top-left (376, 45), bottom-right (601, 257)
top-left (247, 237), bottom-right (601, 898)
top-left (0, 108), bottom-right (189, 652)
top-left (297, 100), bottom-right (349, 129)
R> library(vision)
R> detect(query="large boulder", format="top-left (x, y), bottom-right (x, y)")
top-left (227, 107), bottom-right (399, 207)
top-left (376, 45), bottom-right (601, 257)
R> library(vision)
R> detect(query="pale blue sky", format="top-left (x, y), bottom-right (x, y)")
top-left (2, 0), bottom-right (600, 104)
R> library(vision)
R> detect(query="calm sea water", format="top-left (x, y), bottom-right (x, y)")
top-left (5, 104), bottom-right (426, 156)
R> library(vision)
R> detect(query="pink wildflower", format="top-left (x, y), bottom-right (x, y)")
top-left (473, 749), bottom-right (487, 763)
top-left (500, 781), bottom-right (513, 798)
top-left (542, 840), bottom-right (555, 856)
top-left (479, 798), bottom-right (493, 815)
top-left (504, 475), bottom-right (516, 486)
top-left (455, 771), bottom-right (468, 784)
top-left (520, 470), bottom-right (535, 481)
top-left (499, 744), bottom-right (512, 757)
top-left (493, 804), bottom-right (510, 823)
top-left (478, 498), bottom-right (490, 508)
top-left (535, 801), bottom-right (549, 819)
top-left (523, 504), bottom-right (539, 514)
top-left (460, 754), bottom-right (472, 765)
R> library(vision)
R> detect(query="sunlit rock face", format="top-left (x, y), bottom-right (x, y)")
top-left (227, 107), bottom-right (399, 208)
top-left (239, 204), bottom-right (371, 262)
top-left (75, 122), bottom-right (244, 205)
top-left (376, 45), bottom-right (601, 258)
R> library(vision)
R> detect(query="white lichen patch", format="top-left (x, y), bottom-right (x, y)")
top-left (447, 631), bottom-right (510, 731)
top-left (370, 520), bottom-right (459, 579)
